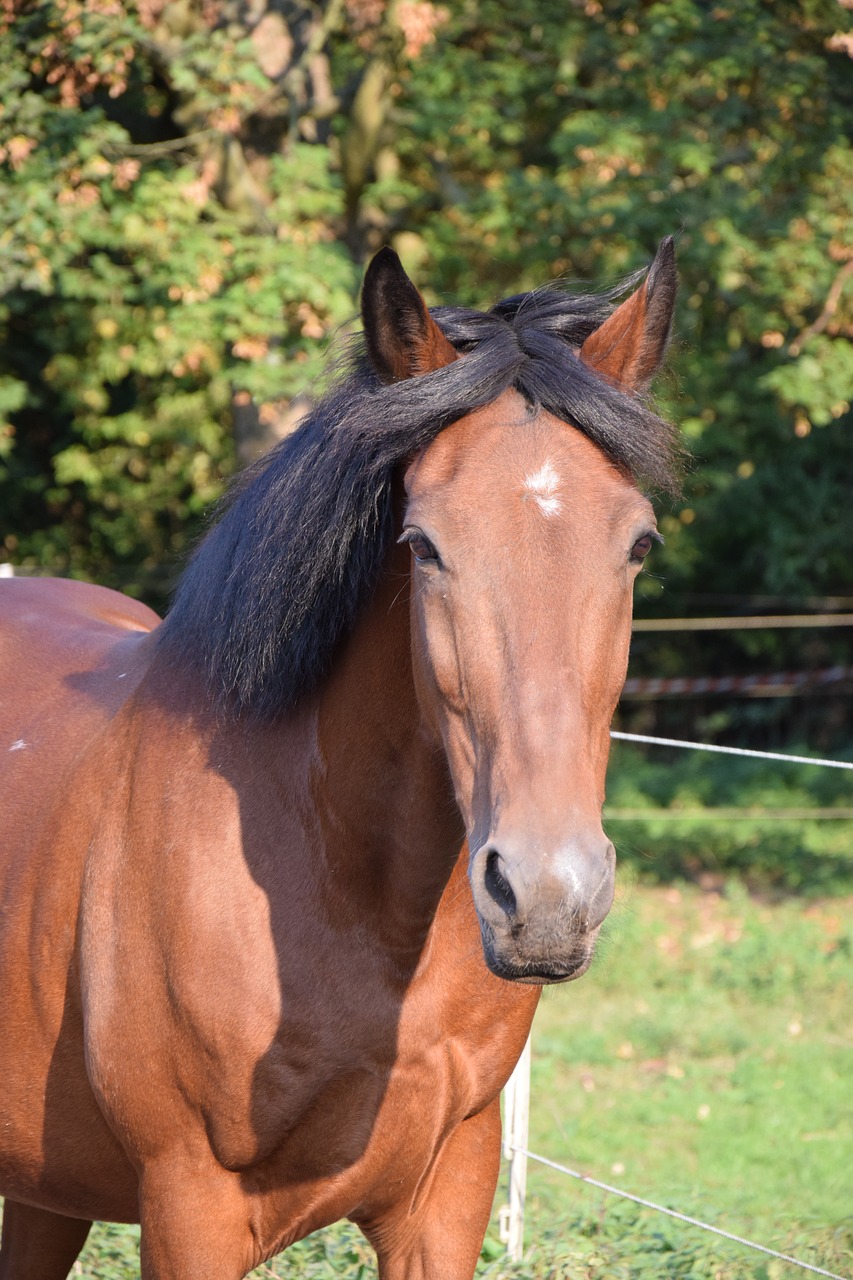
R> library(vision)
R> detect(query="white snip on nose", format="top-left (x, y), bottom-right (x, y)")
top-left (524, 459), bottom-right (562, 517)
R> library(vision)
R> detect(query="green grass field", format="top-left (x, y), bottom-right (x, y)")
top-left (500, 878), bottom-right (853, 1279)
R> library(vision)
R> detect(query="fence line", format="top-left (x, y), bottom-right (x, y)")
top-left (7, 566), bottom-right (853, 634)
top-left (503, 1127), bottom-right (847, 1279)
top-left (622, 667), bottom-right (853, 698)
top-left (611, 731), bottom-right (853, 771)
top-left (499, 1037), bottom-right (530, 1262)
top-left (500, 1046), bottom-right (848, 1279)
top-left (632, 613), bottom-right (853, 631)
top-left (603, 806), bottom-right (853, 821)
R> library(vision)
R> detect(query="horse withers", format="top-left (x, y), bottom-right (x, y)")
top-left (0, 242), bottom-right (679, 1279)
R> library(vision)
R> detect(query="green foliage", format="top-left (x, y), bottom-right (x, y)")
top-left (59, 1217), bottom-right (380, 1280)
top-left (493, 1203), bottom-right (852, 1279)
top-left (71, 1206), bottom-right (851, 1280)
top-left (0, 2), bottom-right (358, 599)
top-left (606, 743), bottom-right (853, 893)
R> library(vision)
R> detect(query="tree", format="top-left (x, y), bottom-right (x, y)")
top-left (0, 1), bottom-right (378, 596)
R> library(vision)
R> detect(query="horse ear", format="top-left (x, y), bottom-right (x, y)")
top-left (579, 237), bottom-right (677, 391)
top-left (361, 247), bottom-right (458, 383)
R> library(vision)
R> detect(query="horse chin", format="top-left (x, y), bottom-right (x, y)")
top-left (479, 932), bottom-right (596, 986)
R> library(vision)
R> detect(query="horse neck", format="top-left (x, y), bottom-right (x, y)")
top-left (302, 537), bottom-right (465, 949)
top-left (146, 537), bottom-right (463, 960)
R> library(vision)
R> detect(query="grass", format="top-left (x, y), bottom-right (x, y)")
top-left (505, 878), bottom-right (853, 1278)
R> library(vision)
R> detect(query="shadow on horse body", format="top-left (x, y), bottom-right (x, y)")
top-left (0, 243), bottom-right (680, 1279)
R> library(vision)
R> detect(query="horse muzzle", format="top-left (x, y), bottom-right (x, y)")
top-left (469, 833), bottom-right (616, 985)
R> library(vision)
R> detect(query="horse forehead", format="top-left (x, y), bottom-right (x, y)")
top-left (407, 398), bottom-right (638, 508)
top-left (405, 392), bottom-right (531, 491)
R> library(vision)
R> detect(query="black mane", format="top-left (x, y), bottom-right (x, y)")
top-left (157, 275), bottom-right (682, 718)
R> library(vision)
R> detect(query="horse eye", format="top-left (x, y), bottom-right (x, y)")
top-left (631, 533), bottom-right (655, 562)
top-left (405, 532), bottom-right (439, 564)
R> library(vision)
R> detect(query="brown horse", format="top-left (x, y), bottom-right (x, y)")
top-left (0, 243), bottom-right (679, 1279)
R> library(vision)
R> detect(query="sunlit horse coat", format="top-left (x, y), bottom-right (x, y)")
top-left (0, 242), bottom-right (679, 1279)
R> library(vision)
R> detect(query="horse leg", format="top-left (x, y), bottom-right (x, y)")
top-left (0, 1200), bottom-right (92, 1280)
top-left (138, 1166), bottom-right (255, 1280)
top-left (364, 1096), bottom-right (503, 1280)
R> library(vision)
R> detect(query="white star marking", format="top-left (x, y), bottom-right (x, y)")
top-left (524, 459), bottom-right (562, 516)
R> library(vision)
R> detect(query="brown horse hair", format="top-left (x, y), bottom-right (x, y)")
top-left (156, 244), bottom-right (682, 720)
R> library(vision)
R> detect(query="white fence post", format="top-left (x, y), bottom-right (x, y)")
top-left (500, 1033), bottom-right (531, 1263)
top-left (0, 564), bottom-right (14, 577)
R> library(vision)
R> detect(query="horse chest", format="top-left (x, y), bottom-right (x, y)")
top-left (188, 940), bottom-right (522, 1211)
top-left (197, 978), bottom-right (462, 1172)
top-left (199, 1003), bottom-right (503, 1241)
top-left (83, 750), bottom-right (535, 1228)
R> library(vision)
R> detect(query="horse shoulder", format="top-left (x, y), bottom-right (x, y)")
top-left (0, 576), bottom-right (160, 979)
top-left (0, 578), bottom-right (162, 1216)
top-left (78, 701), bottom-right (314, 1169)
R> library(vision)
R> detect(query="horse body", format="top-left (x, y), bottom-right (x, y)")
top-left (0, 550), bottom-right (534, 1273)
top-left (0, 244), bottom-right (679, 1278)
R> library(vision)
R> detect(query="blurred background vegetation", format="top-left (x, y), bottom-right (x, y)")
top-left (1, 0), bottom-right (851, 767)
top-left (1, 6), bottom-right (851, 1275)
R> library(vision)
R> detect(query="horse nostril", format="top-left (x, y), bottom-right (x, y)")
top-left (484, 848), bottom-right (518, 920)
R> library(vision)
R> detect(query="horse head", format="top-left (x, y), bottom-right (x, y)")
top-left (360, 245), bottom-right (678, 983)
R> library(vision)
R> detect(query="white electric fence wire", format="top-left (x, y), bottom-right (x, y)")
top-left (611, 731), bottom-right (853, 771)
top-left (512, 1147), bottom-right (848, 1280)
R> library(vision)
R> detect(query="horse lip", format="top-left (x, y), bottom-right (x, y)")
top-left (481, 941), bottom-right (593, 986)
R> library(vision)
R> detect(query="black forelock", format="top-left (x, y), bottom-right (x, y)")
top-left (157, 276), bottom-right (682, 719)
